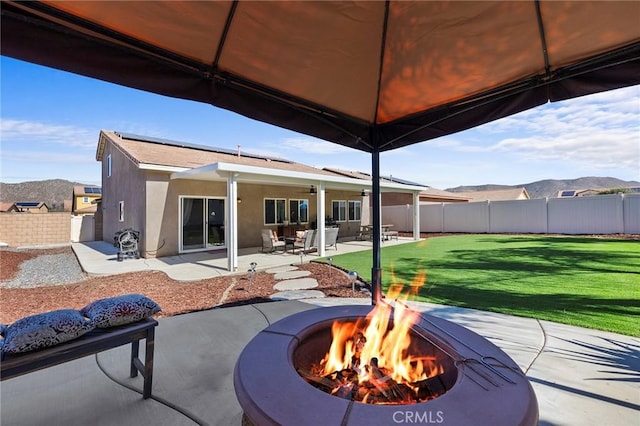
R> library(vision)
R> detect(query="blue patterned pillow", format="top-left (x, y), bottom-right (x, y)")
top-left (0, 323), bottom-right (6, 352)
top-left (80, 294), bottom-right (161, 328)
top-left (2, 310), bottom-right (95, 354)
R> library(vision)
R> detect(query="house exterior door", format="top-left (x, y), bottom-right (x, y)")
top-left (180, 196), bottom-right (225, 252)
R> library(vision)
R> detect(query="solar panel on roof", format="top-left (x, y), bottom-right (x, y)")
top-left (561, 191), bottom-right (576, 197)
top-left (381, 175), bottom-right (425, 186)
top-left (84, 187), bottom-right (102, 194)
top-left (16, 202), bottom-right (40, 207)
top-left (115, 132), bottom-right (291, 163)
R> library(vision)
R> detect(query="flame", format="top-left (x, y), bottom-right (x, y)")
top-left (319, 271), bottom-right (442, 388)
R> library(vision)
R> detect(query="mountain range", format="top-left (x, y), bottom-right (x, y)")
top-left (446, 176), bottom-right (639, 199)
top-left (1, 177), bottom-right (638, 209)
top-left (0, 179), bottom-right (87, 211)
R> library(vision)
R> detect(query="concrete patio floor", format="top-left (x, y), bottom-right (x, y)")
top-left (1, 238), bottom-right (638, 425)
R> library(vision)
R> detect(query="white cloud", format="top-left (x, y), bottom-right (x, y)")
top-left (0, 118), bottom-right (95, 149)
top-left (274, 137), bottom-right (356, 155)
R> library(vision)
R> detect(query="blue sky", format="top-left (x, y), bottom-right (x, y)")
top-left (1, 56), bottom-right (638, 189)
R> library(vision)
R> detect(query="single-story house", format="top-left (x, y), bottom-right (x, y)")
top-left (96, 131), bottom-right (425, 271)
top-left (72, 185), bottom-right (102, 215)
top-left (13, 202), bottom-right (50, 213)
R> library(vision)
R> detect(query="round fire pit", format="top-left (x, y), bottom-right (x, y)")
top-left (234, 305), bottom-right (538, 425)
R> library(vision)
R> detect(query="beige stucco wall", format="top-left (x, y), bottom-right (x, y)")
top-left (101, 142), bottom-right (147, 250)
top-left (140, 177), bottom-right (364, 258)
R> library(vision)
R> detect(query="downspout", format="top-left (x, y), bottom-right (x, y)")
top-left (227, 173), bottom-right (238, 271)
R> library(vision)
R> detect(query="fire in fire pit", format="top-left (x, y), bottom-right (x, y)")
top-left (296, 296), bottom-right (456, 404)
top-left (235, 302), bottom-right (538, 425)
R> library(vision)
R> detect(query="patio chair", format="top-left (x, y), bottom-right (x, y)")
top-left (293, 229), bottom-right (316, 254)
top-left (261, 229), bottom-right (285, 253)
top-left (324, 227), bottom-right (339, 250)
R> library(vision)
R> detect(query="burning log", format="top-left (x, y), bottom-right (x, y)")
top-left (298, 301), bottom-right (451, 405)
top-left (411, 375), bottom-right (448, 400)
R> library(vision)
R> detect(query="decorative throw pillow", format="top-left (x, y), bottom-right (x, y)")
top-left (2, 310), bottom-right (95, 354)
top-left (0, 323), bottom-right (6, 352)
top-left (295, 230), bottom-right (306, 240)
top-left (81, 294), bottom-right (161, 328)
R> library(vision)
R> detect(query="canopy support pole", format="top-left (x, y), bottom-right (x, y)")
top-left (371, 144), bottom-right (382, 305)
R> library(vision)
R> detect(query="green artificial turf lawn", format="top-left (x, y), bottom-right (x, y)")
top-left (322, 235), bottom-right (640, 336)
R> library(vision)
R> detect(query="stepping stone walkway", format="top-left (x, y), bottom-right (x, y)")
top-left (268, 264), bottom-right (326, 301)
top-left (274, 278), bottom-right (317, 291)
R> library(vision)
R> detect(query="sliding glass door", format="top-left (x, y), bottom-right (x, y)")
top-left (180, 196), bottom-right (225, 252)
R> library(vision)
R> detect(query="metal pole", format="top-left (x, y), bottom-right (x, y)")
top-left (371, 147), bottom-right (382, 305)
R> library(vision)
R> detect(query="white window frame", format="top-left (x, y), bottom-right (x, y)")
top-left (83, 196), bottom-right (90, 203)
top-left (331, 200), bottom-right (347, 222)
top-left (107, 154), bottom-right (112, 178)
top-left (348, 200), bottom-right (362, 221)
top-left (288, 198), bottom-right (309, 224)
top-left (264, 198), bottom-right (286, 225)
top-left (118, 201), bottom-right (124, 222)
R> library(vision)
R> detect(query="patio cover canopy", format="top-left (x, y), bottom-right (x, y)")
top-left (2, 1), bottom-right (639, 153)
top-left (3, 0), bottom-right (638, 302)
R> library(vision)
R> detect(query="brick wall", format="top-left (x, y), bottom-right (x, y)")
top-left (0, 212), bottom-right (71, 247)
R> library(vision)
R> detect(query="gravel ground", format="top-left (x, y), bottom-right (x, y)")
top-left (0, 247), bottom-right (370, 325)
top-left (1, 251), bottom-right (87, 288)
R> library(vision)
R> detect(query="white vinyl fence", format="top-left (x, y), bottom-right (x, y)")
top-left (382, 193), bottom-right (640, 235)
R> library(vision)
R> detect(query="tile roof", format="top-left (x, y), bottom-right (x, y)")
top-left (454, 188), bottom-right (530, 201)
top-left (99, 130), bottom-right (339, 177)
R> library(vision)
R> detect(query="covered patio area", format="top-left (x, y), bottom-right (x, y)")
top-left (2, 297), bottom-right (638, 425)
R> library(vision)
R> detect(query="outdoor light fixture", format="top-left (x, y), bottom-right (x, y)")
top-left (348, 271), bottom-right (358, 296)
top-left (361, 189), bottom-right (367, 196)
top-left (327, 257), bottom-right (333, 280)
top-left (309, 185), bottom-right (316, 195)
top-left (247, 262), bottom-right (257, 290)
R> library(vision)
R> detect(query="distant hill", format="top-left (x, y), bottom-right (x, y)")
top-left (447, 177), bottom-right (640, 199)
top-left (0, 179), bottom-right (89, 211)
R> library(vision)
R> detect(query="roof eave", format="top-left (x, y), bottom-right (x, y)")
top-left (171, 162), bottom-right (425, 193)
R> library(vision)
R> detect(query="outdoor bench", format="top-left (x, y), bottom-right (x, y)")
top-left (1, 317), bottom-right (157, 399)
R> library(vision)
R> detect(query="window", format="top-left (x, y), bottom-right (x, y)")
top-left (107, 154), bottom-right (112, 178)
top-left (331, 200), bottom-right (347, 222)
top-left (348, 200), bottom-right (361, 221)
top-left (289, 199), bottom-right (309, 223)
top-left (83, 197), bottom-right (89, 203)
top-left (118, 201), bottom-right (124, 222)
top-left (264, 198), bottom-right (286, 225)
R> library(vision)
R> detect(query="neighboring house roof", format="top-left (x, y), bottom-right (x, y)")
top-left (0, 202), bottom-right (19, 212)
top-left (454, 188), bottom-right (530, 202)
top-left (73, 185), bottom-right (102, 196)
top-left (557, 187), bottom-right (640, 197)
top-left (97, 131), bottom-right (426, 193)
top-left (419, 187), bottom-right (471, 202)
top-left (15, 201), bottom-right (49, 209)
top-left (10, 202), bottom-right (49, 212)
